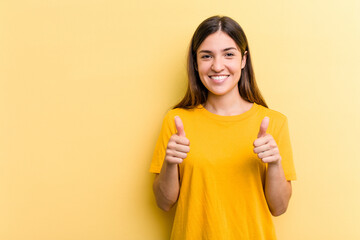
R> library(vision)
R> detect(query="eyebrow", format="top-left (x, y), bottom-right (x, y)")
top-left (198, 47), bottom-right (238, 54)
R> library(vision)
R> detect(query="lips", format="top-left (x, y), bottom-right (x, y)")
top-left (209, 75), bottom-right (229, 83)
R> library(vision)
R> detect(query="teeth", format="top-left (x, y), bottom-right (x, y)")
top-left (211, 76), bottom-right (228, 80)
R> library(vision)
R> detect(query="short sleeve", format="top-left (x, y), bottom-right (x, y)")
top-left (149, 111), bottom-right (176, 173)
top-left (275, 117), bottom-right (297, 180)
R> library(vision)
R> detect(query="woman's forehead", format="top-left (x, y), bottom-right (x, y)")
top-left (198, 31), bottom-right (239, 52)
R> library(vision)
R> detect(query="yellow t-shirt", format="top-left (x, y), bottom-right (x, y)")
top-left (150, 103), bottom-right (296, 240)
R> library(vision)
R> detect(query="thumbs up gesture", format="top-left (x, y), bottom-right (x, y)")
top-left (165, 116), bottom-right (190, 165)
top-left (253, 117), bottom-right (281, 164)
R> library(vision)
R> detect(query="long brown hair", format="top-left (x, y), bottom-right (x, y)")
top-left (174, 15), bottom-right (268, 109)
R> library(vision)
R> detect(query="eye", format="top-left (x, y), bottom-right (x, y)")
top-left (225, 52), bottom-right (235, 57)
top-left (200, 54), bottom-right (212, 59)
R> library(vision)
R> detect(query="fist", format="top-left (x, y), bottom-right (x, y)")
top-left (253, 117), bottom-right (281, 164)
top-left (165, 116), bottom-right (190, 165)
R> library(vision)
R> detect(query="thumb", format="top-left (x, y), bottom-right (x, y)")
top-left (257, 117), bottom-right (269, 138)
top-left (175, 116), bottom-right (186, 137)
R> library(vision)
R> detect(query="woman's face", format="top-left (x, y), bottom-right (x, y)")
top-left (196, 31), bottom-right (246, 98)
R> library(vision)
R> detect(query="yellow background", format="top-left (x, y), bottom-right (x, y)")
top-left (1, 0), bottom-right (359, 239)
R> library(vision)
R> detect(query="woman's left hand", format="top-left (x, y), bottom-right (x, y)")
top-left (253, 117), bottom-right (281, 164)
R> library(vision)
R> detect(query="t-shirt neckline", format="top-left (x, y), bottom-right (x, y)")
top-left (198, 102), bottom-right (259, 122)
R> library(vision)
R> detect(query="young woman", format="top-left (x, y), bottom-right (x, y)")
top-left (150, 15), bottom-right (296, 240)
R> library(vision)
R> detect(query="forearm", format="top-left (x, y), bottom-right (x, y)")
top-left (265, 160), bottom-right (292, 216)
top-left (153, 161), bottom-right (180, 211)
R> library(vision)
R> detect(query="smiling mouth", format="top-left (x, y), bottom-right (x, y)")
top-left (209, 75), bottom-right (229, 83)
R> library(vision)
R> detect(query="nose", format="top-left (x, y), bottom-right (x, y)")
top-left (211, 57), bottom-right (224, 72)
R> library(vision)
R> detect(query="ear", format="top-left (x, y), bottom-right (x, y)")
top-left (241, 51), bottom-right (248, 69)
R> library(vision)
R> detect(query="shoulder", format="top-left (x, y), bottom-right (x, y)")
top-left (166, 107), bottom-right (189, 117)
top-left (165, 106), bottom-right (201, 120)
top-left (160, 107), bottom-right (203, 132)
top-left (256, 104), bottom-right (288, 123)
top-left (254, 104), bottom-right (290, 137)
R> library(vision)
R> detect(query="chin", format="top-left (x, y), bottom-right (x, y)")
top-left (208, 86), bottom-right (237, 97)
top-left (208, 90), bottom-right (230, 97)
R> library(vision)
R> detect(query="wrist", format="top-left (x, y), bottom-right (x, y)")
top-left (267, 156), bottom-right (282, 167)
top-left (163, 160), bottom-right (178, 171)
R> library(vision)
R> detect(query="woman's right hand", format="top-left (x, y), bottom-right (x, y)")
top-left (165, 116), bottom-right (190, 165)
top-left (153, 116), bottom-right (189, 211)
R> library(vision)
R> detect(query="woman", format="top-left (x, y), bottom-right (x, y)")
top-left (150, 15), bottom-right (296, 240)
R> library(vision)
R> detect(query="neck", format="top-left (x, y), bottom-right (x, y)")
top-left (204, 91), bottom-right (253, 116)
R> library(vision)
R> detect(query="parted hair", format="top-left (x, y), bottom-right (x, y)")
top-left (174, 15), bottom-right (268, 109)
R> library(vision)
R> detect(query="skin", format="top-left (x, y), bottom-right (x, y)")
top-left (153, 31), bottom-right (292, 216)
top-left (153, 116), bottom-right (189, 211)
top-left (254, 117), bottom-right (292, 216)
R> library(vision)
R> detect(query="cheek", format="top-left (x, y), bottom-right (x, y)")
top-left (197, 63), bottom-right (210, 76)
top-left (228, 63), bottom-right (242, 75)
top-left (196, 66), bottom-right (209, 86)
top-left (198, 73), bottom-right (207, 86)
